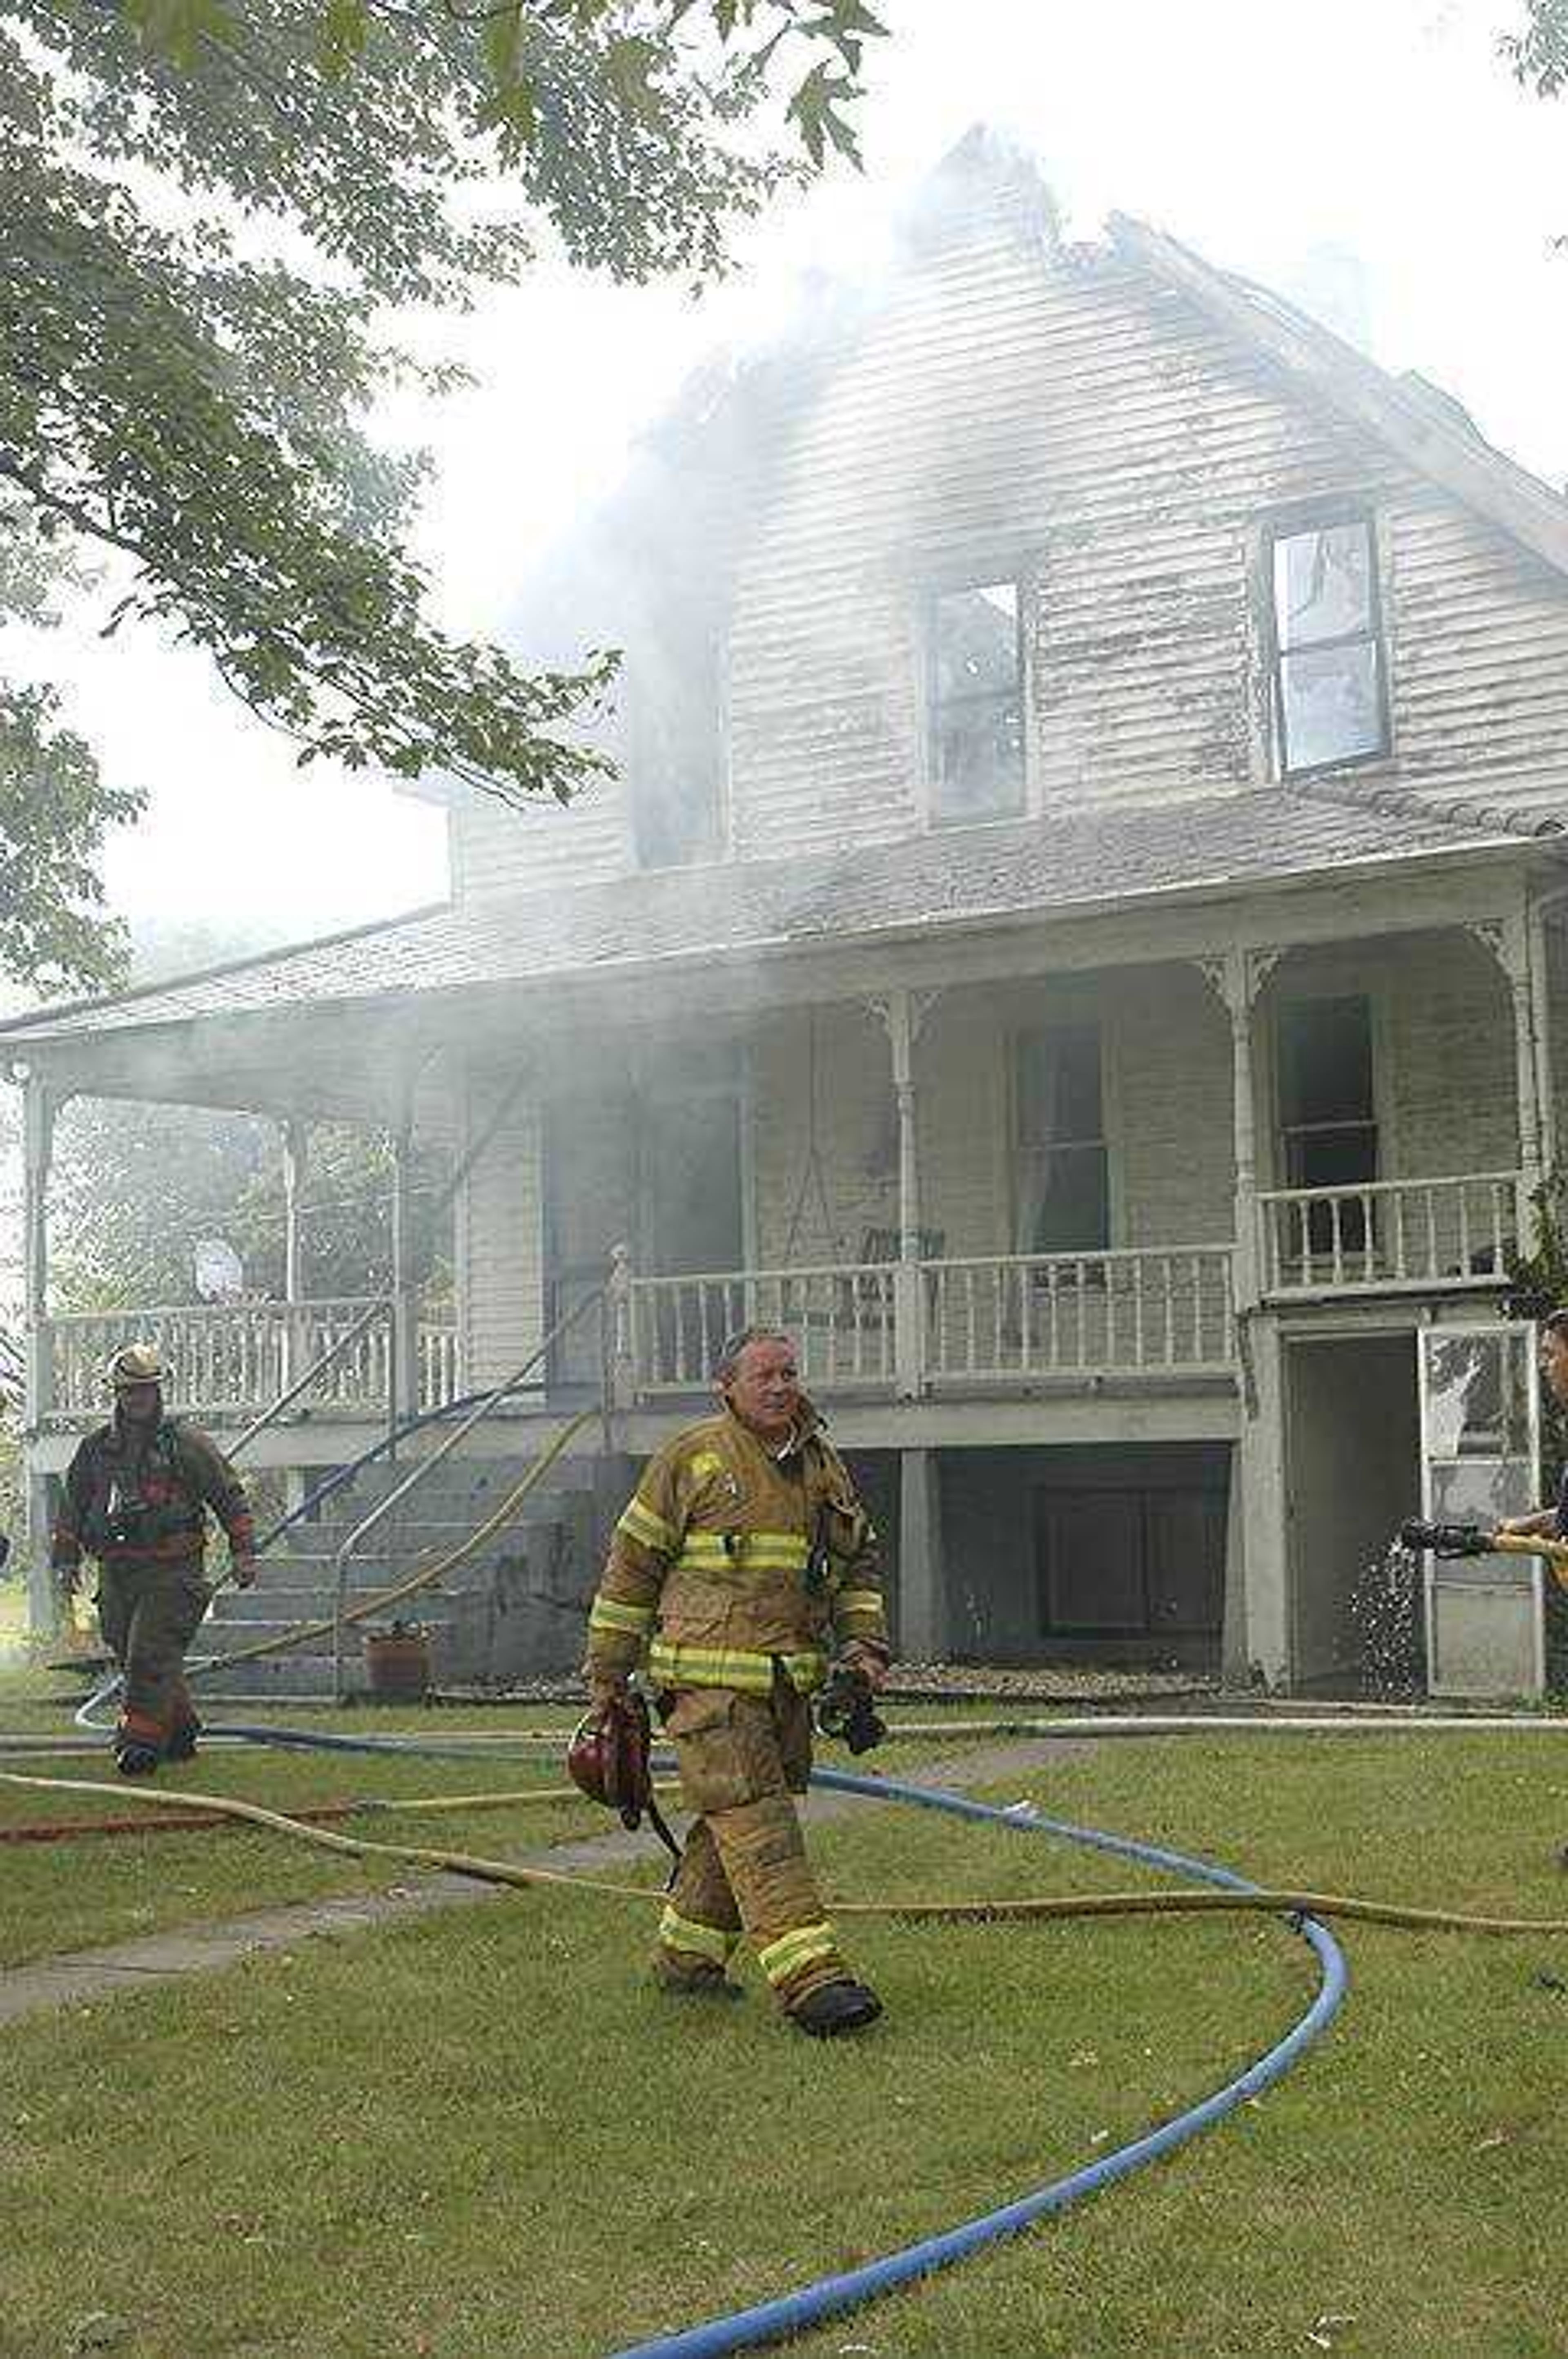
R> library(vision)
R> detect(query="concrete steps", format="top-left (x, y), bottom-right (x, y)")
top-left (199, 1435), bottom-right (624, 1695)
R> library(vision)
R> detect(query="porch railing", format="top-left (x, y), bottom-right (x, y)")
top-left (629, 1264), bottom-right (898, 1393)
top-left (40, 1299), bottom-right (462, 1425)
top-left (627, 1247), bottom-right (1234, 1392)
top-left (926, 1248), bottom-right (1236, 1379)
top-left (1258, 1172), bottom-right (1521, 1298)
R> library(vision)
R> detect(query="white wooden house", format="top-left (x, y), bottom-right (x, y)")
top-left (8, 134), bottom-right (1568, 1695)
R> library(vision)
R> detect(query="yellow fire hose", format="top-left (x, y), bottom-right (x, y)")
top-left (7, 1769), bottom-right (1568, 1940)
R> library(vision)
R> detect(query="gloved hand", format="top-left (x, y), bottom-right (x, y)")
top-left (231, 1554), bottom-right (259, 1590)
top-left (837, 1643), bottom-right (890, 1693)
top-left (586, 1670), bottom-right (629, 1710)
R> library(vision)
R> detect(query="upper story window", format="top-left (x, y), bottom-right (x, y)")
top-left (930, 580), bottom-right (1026, 824)
top-left (1015, 1022), bottom-right (1109, 1255)
top-left (1268, 516), bottom-right (1390, 776)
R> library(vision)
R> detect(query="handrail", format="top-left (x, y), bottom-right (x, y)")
top-left (1256, 1169), bottom-right (1519, 1205)
top-left (330, 1278), bottom-right (609, 1699)
top-left (41, 1294), bottom-right (380, 1325)
top-left (227, 1297), bottom-right (392, 1460)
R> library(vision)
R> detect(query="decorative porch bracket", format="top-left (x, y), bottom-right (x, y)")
top-left (1464, 912), bottom-right (1545, 1260)
top-left (867, 987), bottom-right (943, 1399)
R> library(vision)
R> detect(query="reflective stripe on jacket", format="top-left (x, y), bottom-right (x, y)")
top-left (584, 1400), bottom-right (888, 1695)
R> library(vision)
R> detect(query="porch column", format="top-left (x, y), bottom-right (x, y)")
top-left (897, 1448), bottom-right (945, 1661)
top-left (21, 1073), bottom-right (58, 1637)
top-left (389, 1104), bottom-right (418, 1423)
top-left (279, 1116), bottom-right (308, 1391)
top-left (869, 989), bottom-right (940, 1401)
top-left (1194, 950), bottom-right (1277, 1313)
top-left (1471, 915), bottom-right (1545, 1257)
top-left (1528, 899), bottom-right (1557, 1180)
top-left (1508, 914), bottom-right (1544, 1242)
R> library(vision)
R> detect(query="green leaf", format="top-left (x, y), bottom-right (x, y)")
top-left (317, 0), bottom-right (371, 78)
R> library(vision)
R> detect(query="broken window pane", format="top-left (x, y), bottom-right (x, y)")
top-left (932, 580), bottom-right (1025, 821)
top-left (1270, 517), bottom-right (1388, 774)
top-left (1273, 523), bottom-right (1374, 647)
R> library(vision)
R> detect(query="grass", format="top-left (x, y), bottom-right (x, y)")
top-left (4, 1725), bottom-right (1568, 2357)
top-left (0, 1673), bottom-right (597, 1965)
top-left (0, 1578), bottom-right (29, 1663)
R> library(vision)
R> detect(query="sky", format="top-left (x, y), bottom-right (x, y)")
top-left (11, 0), bottom-right (1568, 961)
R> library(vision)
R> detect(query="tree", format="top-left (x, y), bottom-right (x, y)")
top-left (1503, 2), bottom-right (1568, 95)
top-left (48, 1097), bottom-right (451, 1312)
top-left (0, 0), bottom-right (885, 992)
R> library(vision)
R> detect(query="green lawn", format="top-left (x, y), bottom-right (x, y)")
top-left (4, 1728), bottom-right (1568, 2357)
top-left (0, 1687), bottom-right (598, 1965)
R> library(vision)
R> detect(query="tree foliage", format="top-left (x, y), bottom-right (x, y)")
top-left (1502, 1), bottom-right (1568, 96)
top-left (0, 0), bottom-right (883, 991)
top-left (51, 1098), bottom-right (450, 1312)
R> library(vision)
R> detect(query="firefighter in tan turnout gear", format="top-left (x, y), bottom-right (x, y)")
top-left (52, 1344), bottom-right (258, 1776)
top-left (583, 1327), bottom-right (891, 2037)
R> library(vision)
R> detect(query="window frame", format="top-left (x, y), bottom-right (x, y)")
top-left (1262, 507), bottom-right (1393, 781)
top-left (1273, 990), bottom-right (1381, 1255)
top-left (624, 631), bottom-right (733, 875)
top-left (1011, 1018), bottom-right (1113, 1259)
top-left (924, 574), bottom-right (1029, 829)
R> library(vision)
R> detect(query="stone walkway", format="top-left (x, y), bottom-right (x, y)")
top-left (0, 1735), bottom-right (1087, 2027)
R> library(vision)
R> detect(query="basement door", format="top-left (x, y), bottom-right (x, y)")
top-left (1034, 1484), bottom-right (1225, 1660)
top-left (1419, 1323), bottom-right (1543, 1699)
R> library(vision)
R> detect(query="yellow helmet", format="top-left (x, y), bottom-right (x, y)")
top-left (107, 1343), bottom-right (166, 1391)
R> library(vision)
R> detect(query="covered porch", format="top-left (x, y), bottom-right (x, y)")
top-left (4, 805), bottom-right (1560, 1678)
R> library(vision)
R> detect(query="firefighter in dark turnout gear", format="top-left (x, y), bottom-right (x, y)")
top-left (583, 1327), bottom-right (891, 2037)
top-left (52, 1344), bottom-right (257, 1774)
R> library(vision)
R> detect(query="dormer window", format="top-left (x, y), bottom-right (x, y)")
top-left (930, 580), bottom-right (1026, 823)
top-left (1268, 515), bottom-right (1390, 776)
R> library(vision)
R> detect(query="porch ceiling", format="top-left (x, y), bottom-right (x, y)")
top-left (0, 787), bottom-right (1542, 1116)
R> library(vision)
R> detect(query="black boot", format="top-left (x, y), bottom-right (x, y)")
top-left (165, 1717), bottom-right (201, 1763)
top-left (115, 1743), bottom-right (160, 1779)
top-left (789, 1979), bottom-right (882, 2038)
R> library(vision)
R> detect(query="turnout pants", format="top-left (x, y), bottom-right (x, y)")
top-left (658, 1668), bottom-right (854, 2010)
top-left (97, 1557), bottom-right (209, 1758)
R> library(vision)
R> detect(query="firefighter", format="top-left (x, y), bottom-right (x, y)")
top-left (52, 1343), bottom-right (258, 1775)
top-left (583, 1325), bottom-right (891, 2037)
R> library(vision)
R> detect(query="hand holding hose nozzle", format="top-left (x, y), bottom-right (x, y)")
top-left (1399, 1518), bottom-right (1494, 1558)
top-left (1399, 1518), bottom-right (1568, 1588)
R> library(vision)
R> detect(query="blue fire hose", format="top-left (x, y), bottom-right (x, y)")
top-left (609, 1766), bottom-right (1347, 2359)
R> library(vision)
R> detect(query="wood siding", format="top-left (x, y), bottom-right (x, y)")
top-left (448, 187), bottom-right (1568, 903)
top-left (457, 1075), bottom-right (545, 1389)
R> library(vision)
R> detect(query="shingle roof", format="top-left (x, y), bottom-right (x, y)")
top-left (0, 787), bottom-right (1539, 1052)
